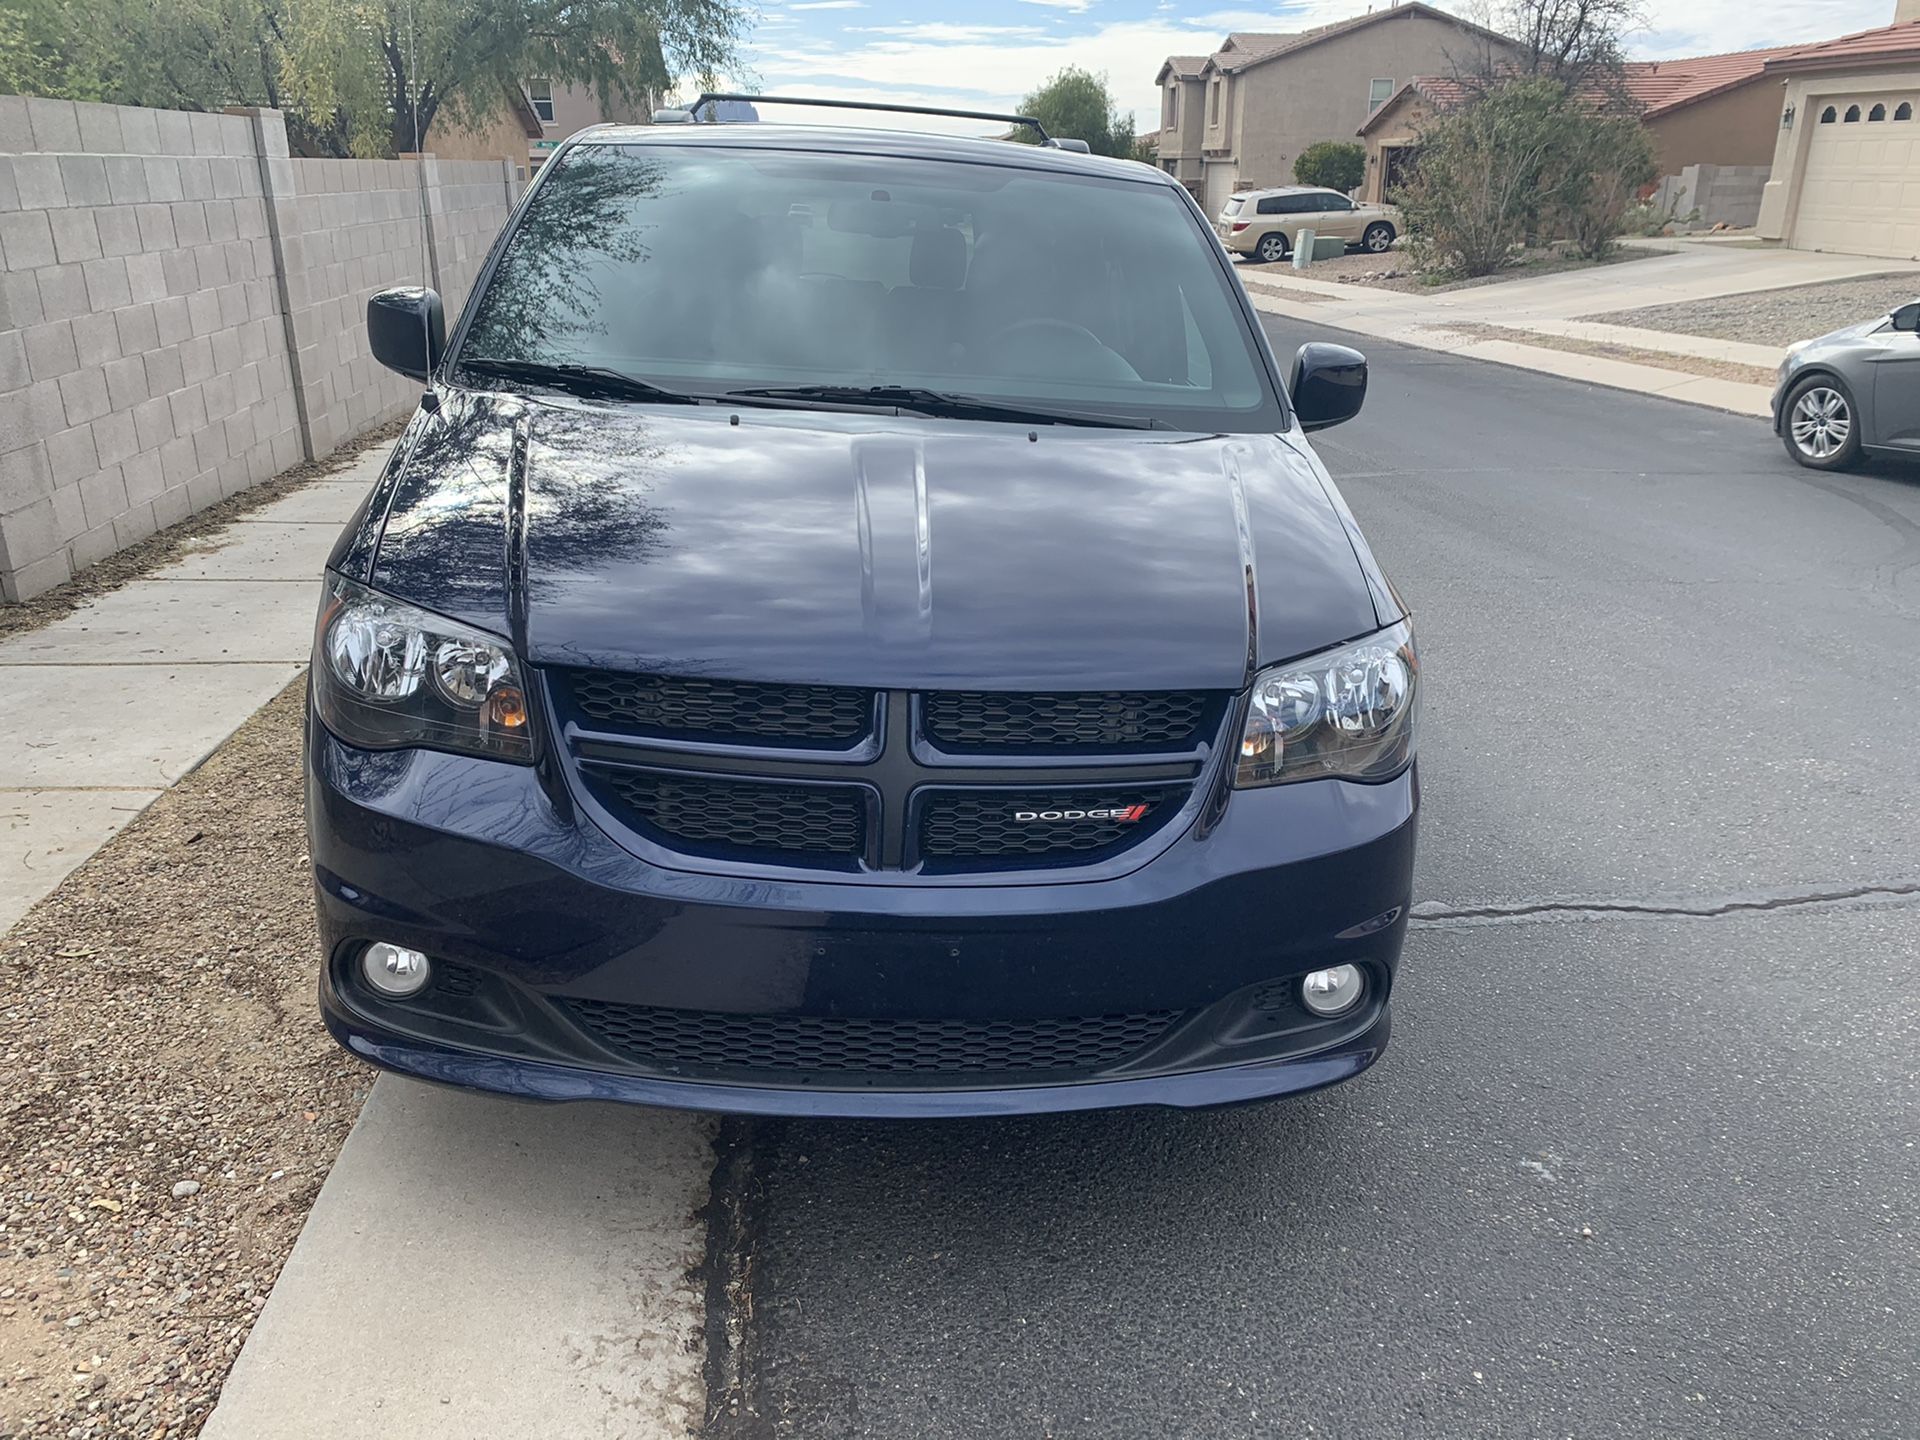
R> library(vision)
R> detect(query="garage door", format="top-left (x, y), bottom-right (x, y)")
top-left (1792, 93), bottom-right (1920, 259)
top-left (1203, 163), bottom-right (1239, 222)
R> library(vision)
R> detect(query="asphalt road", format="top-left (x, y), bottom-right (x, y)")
top-left (709, 322), bottom-right (1920, 1440)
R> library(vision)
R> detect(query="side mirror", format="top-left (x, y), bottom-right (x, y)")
top-left (368, 286), bottom-right (446, 380)
top-left (1892, 301), bottom-right (1920, 333)
top-left (1291, 342), bottom-right (1368, 432)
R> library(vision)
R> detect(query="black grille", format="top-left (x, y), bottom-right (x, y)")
top-left (568, 671), bottom-right (872, 743)
top-left (919, 789), bottom-right (1176, 860)
top-left (594, 769), bottom-right (866, 859)
top-left (564, 1000), bottom-right (1178, 1079)
top-left (925, 691), bottom-right (1211, 751)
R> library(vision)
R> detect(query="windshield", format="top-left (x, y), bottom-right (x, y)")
top-left (456, 142), bottom-right (1282, 431)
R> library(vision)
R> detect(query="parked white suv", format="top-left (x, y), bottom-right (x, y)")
top-left (1217, 186), bottom-right (1400, 264)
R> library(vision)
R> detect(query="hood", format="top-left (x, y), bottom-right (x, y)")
top-left (1800, 316), bottom-right (1886, 353)
top-left (365, 393), bottom-right (1384, 692)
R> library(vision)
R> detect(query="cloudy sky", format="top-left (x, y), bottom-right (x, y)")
top-left (729, 0), bottom-right (1894, 135)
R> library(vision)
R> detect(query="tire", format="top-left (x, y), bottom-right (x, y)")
top-left (1781, 375), bottom-right (1864, 470)
top-left (1362, 222), bottom-right (1395, 253)
top-left (1255, 231), bottom-right (1289, 264)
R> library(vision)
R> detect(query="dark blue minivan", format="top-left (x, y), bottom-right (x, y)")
top-left (306, 105), bottom-right (1418, 1116)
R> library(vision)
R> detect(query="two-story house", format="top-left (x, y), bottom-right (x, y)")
top-left (1155, 2), bottom-right (1522, 216)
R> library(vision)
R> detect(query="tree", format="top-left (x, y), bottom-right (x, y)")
top-left (0, 0), bottom-right (745, 158)
top-left (1292, 141), bottom-right (1365, 193)
top-left (1454, 0), bottom-right (1643, 96)
top-left (1394, 78), bottom-right (1654, 276)
top-left (1011, 66), bottom-right (1134, 159)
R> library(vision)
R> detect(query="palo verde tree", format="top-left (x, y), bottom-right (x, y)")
top-left (0, 0), bottom-right (746, 158)
top-left (1011, 66), bottom-right (1134, 159)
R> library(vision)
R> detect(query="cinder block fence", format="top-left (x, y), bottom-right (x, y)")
top-left (0, 95), bottom-right (522, 601)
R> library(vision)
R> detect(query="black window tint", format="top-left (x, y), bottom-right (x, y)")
top-left (1869, 103), bottom-right (1887, 121)
top-left (1256, 195), bottom-right (1286, 215)
top-left (1844, 104), bottom-right (1861, 122)
top-left (1819, 106), bottom-right (1837, 123)
top-left (1896, 102), bottom-right (1913, 120)
top-left (459, 144), bottom-right (1280, 431)
top-left (1317, 194), bottom-right (1354, 212)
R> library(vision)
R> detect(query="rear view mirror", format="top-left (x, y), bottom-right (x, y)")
top-left (1893, 301), bottom-right (1920, 332)
top-left (368, 286), bottom-right (446, 380)
top-left (1291, 342), bottom-right (1368, 431)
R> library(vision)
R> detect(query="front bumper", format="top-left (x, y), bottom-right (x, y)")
top-left (308, 721), bottom-right (1418, 1117)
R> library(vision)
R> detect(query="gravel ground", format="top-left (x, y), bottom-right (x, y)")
top-left (1583, 273), bottom-right (1920, 347)
top-left (1435, 322), bottom-right (1779, 386)
top-left (0, 419), bottom-right (403, 643)
top-left (1236, 246), bottom-right (1658, 294)
top-left (0, 682), bottom-right (365, 1440)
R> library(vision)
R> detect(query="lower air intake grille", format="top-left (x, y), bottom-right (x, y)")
top-left (919, 790), bottom-right (1175, 861)
top-left (594, 770), bottom-right (866, 860)
top-left (925, 691), bottom-right (1211, 751)
top-left (567, 671), bottom-right (873, 743)
top-left (564, 1000), bottom-right (1179, 1078)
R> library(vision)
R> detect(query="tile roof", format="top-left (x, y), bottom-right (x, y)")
top-left (1762, 19), bottom-right (1920, 72)
top-left (1163, 55), bottom-right (1209, 78)
top-left (1619, 47), bottom-right (1801, 116)
top-left (1356, 44), bottom-right (1801, 135)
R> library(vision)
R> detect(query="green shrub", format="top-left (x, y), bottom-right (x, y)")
top-left (1292, 140), bottom-right (1366, 193)
top-left (1394, 79), bottom-right (1657, 276)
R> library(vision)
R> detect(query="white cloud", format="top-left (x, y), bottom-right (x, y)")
top-left (738, 0), bottom-right (1894, 142)
top-left (851, 22), bottom-right (1051, 41)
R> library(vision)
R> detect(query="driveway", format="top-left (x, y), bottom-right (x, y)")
top-left (708, 318), bottom-right (1920, 1438)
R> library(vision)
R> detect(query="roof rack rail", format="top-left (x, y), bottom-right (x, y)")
top-left (676, 92), bottom-right (1077, 148)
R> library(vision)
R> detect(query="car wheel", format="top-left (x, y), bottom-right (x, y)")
top-left (1783, 376), bottom-right (1864, 470)
top-left (1363, 222), bottom-right (1395, 253)
top-left (1256, 232), bottom-right (1289, 264)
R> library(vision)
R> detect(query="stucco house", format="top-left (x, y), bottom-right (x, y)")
top-left (1357, 49), bottom-right (1800, 219)
top-left (1154, 2), bottom-right (1522, 216)
top-left (1756, 9), bottom-right (1920, 259)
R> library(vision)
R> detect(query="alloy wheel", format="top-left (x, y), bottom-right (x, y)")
top-left (1790, 387), bottom-right (1851, 459)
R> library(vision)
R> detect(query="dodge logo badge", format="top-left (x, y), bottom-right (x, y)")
top-left (1013, 805), bottom-right (1150, 823)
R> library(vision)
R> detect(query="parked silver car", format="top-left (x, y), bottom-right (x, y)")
top-left (1773, 298), bottom-right (1920, 469)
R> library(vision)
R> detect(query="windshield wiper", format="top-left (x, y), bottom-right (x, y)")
top-left (458, 357), bottom-right (703, 406)
top-left (725, 384), bottom-right (1164, 430)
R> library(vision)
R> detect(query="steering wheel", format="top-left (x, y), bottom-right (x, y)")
top-left (976, 317), bottom-right (1135, 379)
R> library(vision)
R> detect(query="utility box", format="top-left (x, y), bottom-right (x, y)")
top-left (1290, 229), bottom-right (1347, 268)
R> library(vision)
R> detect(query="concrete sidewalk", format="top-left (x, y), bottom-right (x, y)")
top-left (0, 427), bottom-right (717, 1438)
top-left (0, 445), bottom-right (387, 931)
top-left (1241, 240), bottom-right (1920, 417)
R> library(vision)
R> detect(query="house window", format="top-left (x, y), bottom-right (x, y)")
top-left (529, 79), bottom-right (555, 125)
top-left (1896, 101), bottom-right (1914, 120)
top-left (1164, 85), bottom-right (1178, 129)
top-left (1844, 104), bottom-right (1861, 122)
top-left (1819, 105), bottom-right (1837, 123)
top-left (1868, 102), bottom-right (1887, 121)
top-left (1368, 78), bottom-right (1396, 115)
top-left (1208, 78), bottom-right (1222, 126)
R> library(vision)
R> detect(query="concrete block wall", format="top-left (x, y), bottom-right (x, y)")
top-left (0, 96), bottom-right (523, 601)
top-left (0, 96), bottom-right (304, 599)
top-left (1651, 164), bottom-right (1772, 231)
top-left (279, 155), bottom-right (517, 458)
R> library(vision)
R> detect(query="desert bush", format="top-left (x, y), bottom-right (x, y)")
top-left (1293, 140), bottom-right (1366, 193)
top-left (1396, 78), bottom-right (1656, 276)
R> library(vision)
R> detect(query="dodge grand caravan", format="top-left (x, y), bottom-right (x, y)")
top-left (307, 101), bottom-right (1420, 1117)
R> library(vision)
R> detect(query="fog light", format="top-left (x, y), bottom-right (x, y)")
top-left (362, 941), bottom-right (431, 998)
top-left (1300, 964), bottom-right (1364, 1017)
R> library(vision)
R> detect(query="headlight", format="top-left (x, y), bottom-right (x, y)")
top-left (312, 574), bottom-right (534, 762)
top-left (1234, 619), bottom-right (1417, 787)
